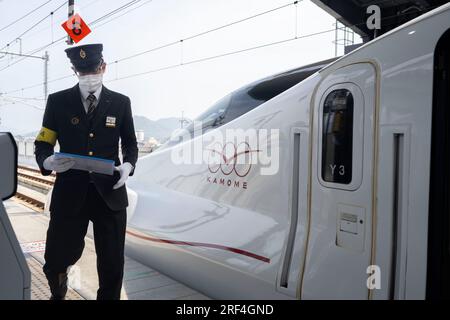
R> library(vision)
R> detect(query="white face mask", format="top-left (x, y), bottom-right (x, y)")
top-left (78, 73), bottom-right (103, 93)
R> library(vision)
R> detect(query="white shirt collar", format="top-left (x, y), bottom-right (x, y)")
top-left (79, 84), bottom-right (103, 102)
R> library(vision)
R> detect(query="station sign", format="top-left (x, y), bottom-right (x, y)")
top-left (62, 13), bottom-right (91, 44)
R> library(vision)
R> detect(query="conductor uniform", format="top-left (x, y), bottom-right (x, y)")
top-left (34, 44), bottom-right (138, 300)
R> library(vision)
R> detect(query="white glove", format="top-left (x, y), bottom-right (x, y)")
top-left (43, 155), bottom-right (75, 173)
top-left (113, 162), bottom-right (134, 190)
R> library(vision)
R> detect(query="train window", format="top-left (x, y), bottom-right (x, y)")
top-left (182, 94), bottom-right (231, 135)
top-left (194, 94), bottom-right (231, 128)
top-left (321, 89), bottom-right (354, 184)
top-left (222, 69), bottom-right (319, 125)
top-left (221, 88), bottom-right (266, 125)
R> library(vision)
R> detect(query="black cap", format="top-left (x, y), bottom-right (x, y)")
top-left (65, 44), bottom-right (103, 73)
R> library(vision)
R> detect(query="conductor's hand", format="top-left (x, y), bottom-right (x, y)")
top-left (113, 162), bottom-right (134, 190)
top-left (43, 155), bottom-right (75, 173)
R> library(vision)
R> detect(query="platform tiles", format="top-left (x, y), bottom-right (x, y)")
top-left (5, 199), bottom-right (210, 300)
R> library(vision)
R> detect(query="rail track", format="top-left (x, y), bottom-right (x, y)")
top-left (17, 171), bottom-right (55, 186)
top-left (18, 165), bottom-right (56, 177)
top-left (14, 165), bottom-right (53, 212)
top-left (14, 191), bottom-right (45, 211)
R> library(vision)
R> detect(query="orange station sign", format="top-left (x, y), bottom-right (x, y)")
top-left (62, 14), bottom-right (91, 44)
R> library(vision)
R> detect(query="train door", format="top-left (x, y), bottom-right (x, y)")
top-left (427, 29), bottom-right (450, 300)
top-left (302, 63), bottom-right (376, 299)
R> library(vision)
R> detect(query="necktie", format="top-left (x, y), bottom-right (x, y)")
top-left (86, 94), bottom-right (97, 120)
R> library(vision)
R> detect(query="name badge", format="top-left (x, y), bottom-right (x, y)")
top-left (106, 116), bottom-right (116, 128)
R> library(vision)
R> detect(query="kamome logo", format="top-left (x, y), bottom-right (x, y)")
top-left (170, 123), bottom-right (280, 177)
top-left (207, 142), bottom-right (261, 177)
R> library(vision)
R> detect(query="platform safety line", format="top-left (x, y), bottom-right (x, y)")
top-left (20, 240), bottom-right (46, 254)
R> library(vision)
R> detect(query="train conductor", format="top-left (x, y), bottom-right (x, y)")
top-left (34, 44), bottom-right (138, 300)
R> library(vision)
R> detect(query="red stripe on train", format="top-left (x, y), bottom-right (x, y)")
top-left (126, 230), bottom-right (271, 263)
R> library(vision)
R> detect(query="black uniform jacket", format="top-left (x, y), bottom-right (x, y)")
top-left (35, 84), bottom-right (138, 213)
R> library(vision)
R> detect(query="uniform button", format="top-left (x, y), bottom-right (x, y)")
top-left (89, 133), bottom-right (95, 138)
top-left (89, 151), bottom-right (94, 156)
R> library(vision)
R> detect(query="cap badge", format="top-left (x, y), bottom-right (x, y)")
top-left (80, 49), bottom-right (86, 59)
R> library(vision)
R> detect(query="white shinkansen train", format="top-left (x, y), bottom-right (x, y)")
top-left (109, 4), bottom-right (449, 299)
top-left (124, 3), bottom-right (450, 300)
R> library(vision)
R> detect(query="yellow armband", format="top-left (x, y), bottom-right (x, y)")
top-left (36, 127), bottom-right (58, 146)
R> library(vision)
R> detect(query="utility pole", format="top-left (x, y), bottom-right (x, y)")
top-left (179, 111), bottom-right (192, 129)
top-left (66, 0), bottom-right (75, 45)
top-left (0, 51), bottom-right (45, 60)
top-left (17, 38), bottom-right (22, 55)
top-left (180, 111), bottom-right (184, 129)
top-left (43, 51), bottom-right (49, 100)
top-left (0, 51), bottom-right (50, 101)
top-left (335, 20), bottom-right (338, 57)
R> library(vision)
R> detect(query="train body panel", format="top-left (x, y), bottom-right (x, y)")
top-left (126, 74), bottom-right (320, 299)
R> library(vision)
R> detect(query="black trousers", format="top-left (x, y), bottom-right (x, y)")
top-left (43, 183), bottom-right (127, 300)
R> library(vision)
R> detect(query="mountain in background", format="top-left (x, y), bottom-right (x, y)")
top-left (14, 116), bottom-right (182, 143)
top-left (133, 116), bottom-right (182, 142)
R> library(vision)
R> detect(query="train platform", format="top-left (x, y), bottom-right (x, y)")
top-left (5, 199), bottom-right (210, 300)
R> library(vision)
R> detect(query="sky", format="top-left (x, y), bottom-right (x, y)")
top-left (0, 0), bottom-right (361, 135)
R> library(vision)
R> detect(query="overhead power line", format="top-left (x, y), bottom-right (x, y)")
top-left (2, 0), bottom-right (286, 71)
top-left (1, 0), bottom-right (444, 111)
top-left (110, 0), bottom-right (443, 66)
top-left (0, 0), bottom-right (144, 72)
top-left (1, 0), bottom-right (300, 94)
top-left (10, 0), bottom-right (429, 97)
top-left (93, 0), bottom-right (153, 30)
top-left (1, 27), bottom-right (335, 96)
top-left (0, 96), bottom-right (44, 110)
top-left (114, 0), bottom-right (301, 65)
top-left (18, 0), bottom-right (104, 42)
top-left (1, 95), bottom-right (46, 101)
top-left (0, 0), bottom-right (67, 52)
top-left (0, 51), bottom-right (47, 60)
top-left (89, 0), bottom-right (141, 25)
top-left (107, 29), bottom-right (336, 83)
top-left (2, 74), bottom-right (74, 95)
top-left (0, 0), bottom-right (54, 33)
